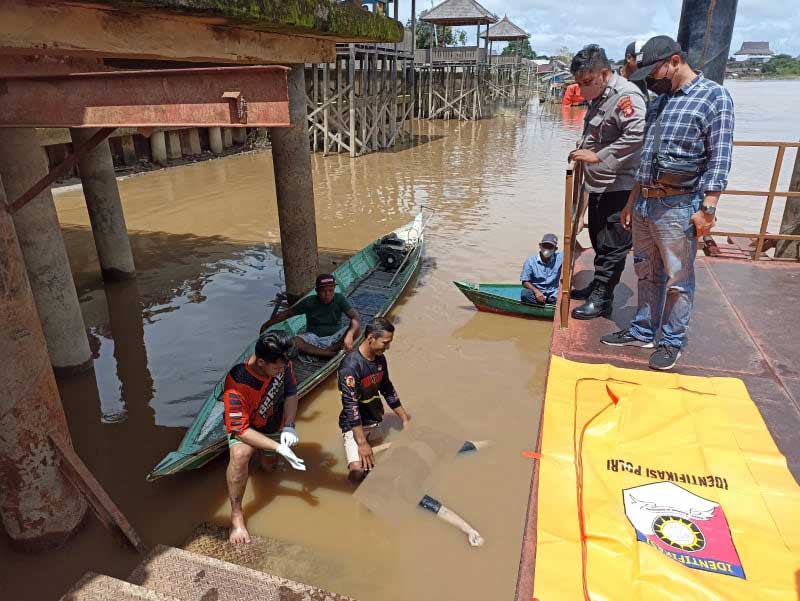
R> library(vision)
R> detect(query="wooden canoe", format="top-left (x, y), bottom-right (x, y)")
top-left (453, 281), bottom-right (556, 319)
top-left (147, 214), bottom-right (425, 480)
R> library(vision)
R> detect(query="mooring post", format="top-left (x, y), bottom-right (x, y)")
top-left (0, 175), bottom-right (88, 551)
top-left (677, 0), bottom-right (738, 85)
top-left (269, 64), bottom-right (320, 303)
top-left (70, 128), bottom-right (136, 281)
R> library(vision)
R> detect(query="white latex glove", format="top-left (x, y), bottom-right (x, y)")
top-left (276, 443), bottom-right (306, 471)
top-left (280, 426), bottom-right (299, 447)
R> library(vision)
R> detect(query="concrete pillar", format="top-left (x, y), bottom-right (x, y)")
top-left (232, 127), bottom-right (247, 145)
top-left (0, 175), bottom-right (88, 551)
top-left (118, 134), bottom-right (138, 165)
top-left (208, 127), bottom-right (224, 154)
top-left (70, 128), bottom-right (136, 281)
top-left (150, 131), bottom-right (168, 165)
top-left (0, 128), bottom-right (92, 375)
top-left (776, 147), bottom-right (800, 259)
top-left (166, 130), bottom-right (182, 159)
top-left (269, 64), bottom-right (320, 302)
top-left (179, 128), bottom-right (202, 156)
top-left (222, 127), bottom-right (233, 148)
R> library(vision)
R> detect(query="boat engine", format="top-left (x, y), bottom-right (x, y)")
top-left (374, 233), bottom-right (409, 271)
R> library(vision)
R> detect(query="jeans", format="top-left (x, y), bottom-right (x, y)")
top-left (588, 190), bottom-right (633, 288)
top-left (628, 191), bottom-right (702, 348)
top-left (521, 289), bottom-right (557, 305)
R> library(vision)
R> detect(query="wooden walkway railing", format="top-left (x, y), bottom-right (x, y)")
top-left (713, 141), bottom-right (800, 258)
top-left (559, 140), bottom-right (800, 328)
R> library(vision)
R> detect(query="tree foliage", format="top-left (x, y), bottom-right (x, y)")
top-left (760, 54), bottom-right (800, 76)
top-left (501, 39), bottom-right (536, 59)
top-left (410, 19), bottom-right (467, 48)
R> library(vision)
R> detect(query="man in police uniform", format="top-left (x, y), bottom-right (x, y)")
top-left (568, 44), bottom-right (646, 319)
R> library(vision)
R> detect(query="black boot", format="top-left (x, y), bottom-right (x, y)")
top-left (570, 281), bottom-right (595, 300)
top-left (571, 283), bottom-right (612, 320)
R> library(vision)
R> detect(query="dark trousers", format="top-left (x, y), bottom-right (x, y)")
top-left (588, 190), bottom-right (633, 289)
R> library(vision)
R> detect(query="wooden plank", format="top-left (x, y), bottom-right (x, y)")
top-left (0, 0), bottom-right (336, 64)
top-left (336, 57), bottom-right (343, 153)
top-left (49, 431), bottom-right (146, 553)
top-left (348, 46), bottom-right (357, 157)
top-left (312, 64), bottom-right (318, 152)
top-left (323, 63), bottom-right (330, 155)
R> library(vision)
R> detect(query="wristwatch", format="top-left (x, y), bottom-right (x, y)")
top-left (700, 204), bottom-right (716, 216)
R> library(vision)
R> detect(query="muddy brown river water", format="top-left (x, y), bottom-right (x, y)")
top-left (1, 81), bottom-right (797, 601)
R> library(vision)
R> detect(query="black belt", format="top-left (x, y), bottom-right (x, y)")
top-left (640, 186), bottom-right (694, 199)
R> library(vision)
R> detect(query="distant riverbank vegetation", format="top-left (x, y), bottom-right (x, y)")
top-left (735, 54), bottom-right (800, 80)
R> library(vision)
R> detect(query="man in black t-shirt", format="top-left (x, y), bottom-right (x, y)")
top-left (337, 316), bottom-right (410, 483)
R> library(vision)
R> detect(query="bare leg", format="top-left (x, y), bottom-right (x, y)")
top-left (291, 336), bottom-right (339, 358)
top-left (227, 443), bottom-right (255, 544)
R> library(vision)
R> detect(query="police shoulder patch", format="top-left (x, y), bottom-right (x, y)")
top-left (617, 95), bottom-right (634, 118)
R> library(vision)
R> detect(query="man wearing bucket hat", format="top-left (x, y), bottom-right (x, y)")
top-left (600, 35), bottom-right (734, 371)
top-left (520, 233), bottom-right (563, 306)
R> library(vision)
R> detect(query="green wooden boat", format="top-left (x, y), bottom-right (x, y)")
top-left (148, 213), bottom-right (426, 480)
top-left (453, 281), bottom-right (556, 319)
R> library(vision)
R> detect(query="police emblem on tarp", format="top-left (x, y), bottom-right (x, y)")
top-left (623, 481), bottom-right (745, 579)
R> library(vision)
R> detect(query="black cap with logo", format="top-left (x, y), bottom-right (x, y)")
top-left (315, 274), bottom-right (336, 289)
top-left (629, 35), bottom-right (684, 81)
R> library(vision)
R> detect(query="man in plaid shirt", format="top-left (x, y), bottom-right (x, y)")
top-left (600, 36), bottom-right (734, 370)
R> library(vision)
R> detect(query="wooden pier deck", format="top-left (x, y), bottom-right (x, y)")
top-left (515, 249), bottom-right (800, 601)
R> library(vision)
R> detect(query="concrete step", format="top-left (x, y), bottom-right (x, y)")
top-left (182, 523), bottom-right (353, 590)
top-left (129, 545), bottom-right (356, 601)
top-left (60, 572), bottom-right (182, 601)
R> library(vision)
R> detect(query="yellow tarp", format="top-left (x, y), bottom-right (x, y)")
top-left (533, 357), bottom-right (800, 601)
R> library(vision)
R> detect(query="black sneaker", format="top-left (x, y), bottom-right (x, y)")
top-left (600, 329), bottom-right (654, 348)
top-left (649, 345), bottom-right (682, 371)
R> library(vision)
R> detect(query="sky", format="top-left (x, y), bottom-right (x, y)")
top-left (395, 0), bottom-right (800, 60)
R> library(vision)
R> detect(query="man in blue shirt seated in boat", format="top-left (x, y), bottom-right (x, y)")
top-left (260, 274), bottom-right (361, 358)
top-left (520, 233), bottom-right (563, 305)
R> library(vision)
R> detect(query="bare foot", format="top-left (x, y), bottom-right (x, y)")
top-left (229, 515), bottom-right (251, 545)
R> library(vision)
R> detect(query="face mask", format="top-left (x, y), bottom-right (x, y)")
top-left (645, 62), bottom-right (675, 95)
top-left (540, 248), bottom-right (554, 259)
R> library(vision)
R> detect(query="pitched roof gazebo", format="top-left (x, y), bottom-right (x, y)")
top-left (480, 15), bottom-right (529, 64)
top-left (419, 0), bottom-right (498, 63)
top-left (733, 41), bottom-right (775, 61)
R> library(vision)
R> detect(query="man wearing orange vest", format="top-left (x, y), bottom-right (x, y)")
top-left (562, 83), bottom-right (586, 106)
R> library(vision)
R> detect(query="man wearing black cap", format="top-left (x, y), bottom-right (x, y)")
top-left (621, 40), bottom-right (649, 99)
top-left (520, 233), bottom-right (562, 305)
top-left (600, 35), bottom-right (734, 371)
top-left (260, 273), bottom-right (361, 358)
top-left (567, 44), bottom-right (646, 320)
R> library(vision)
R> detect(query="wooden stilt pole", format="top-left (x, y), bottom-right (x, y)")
top-left (348, 45), bottom-right (356, 157)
